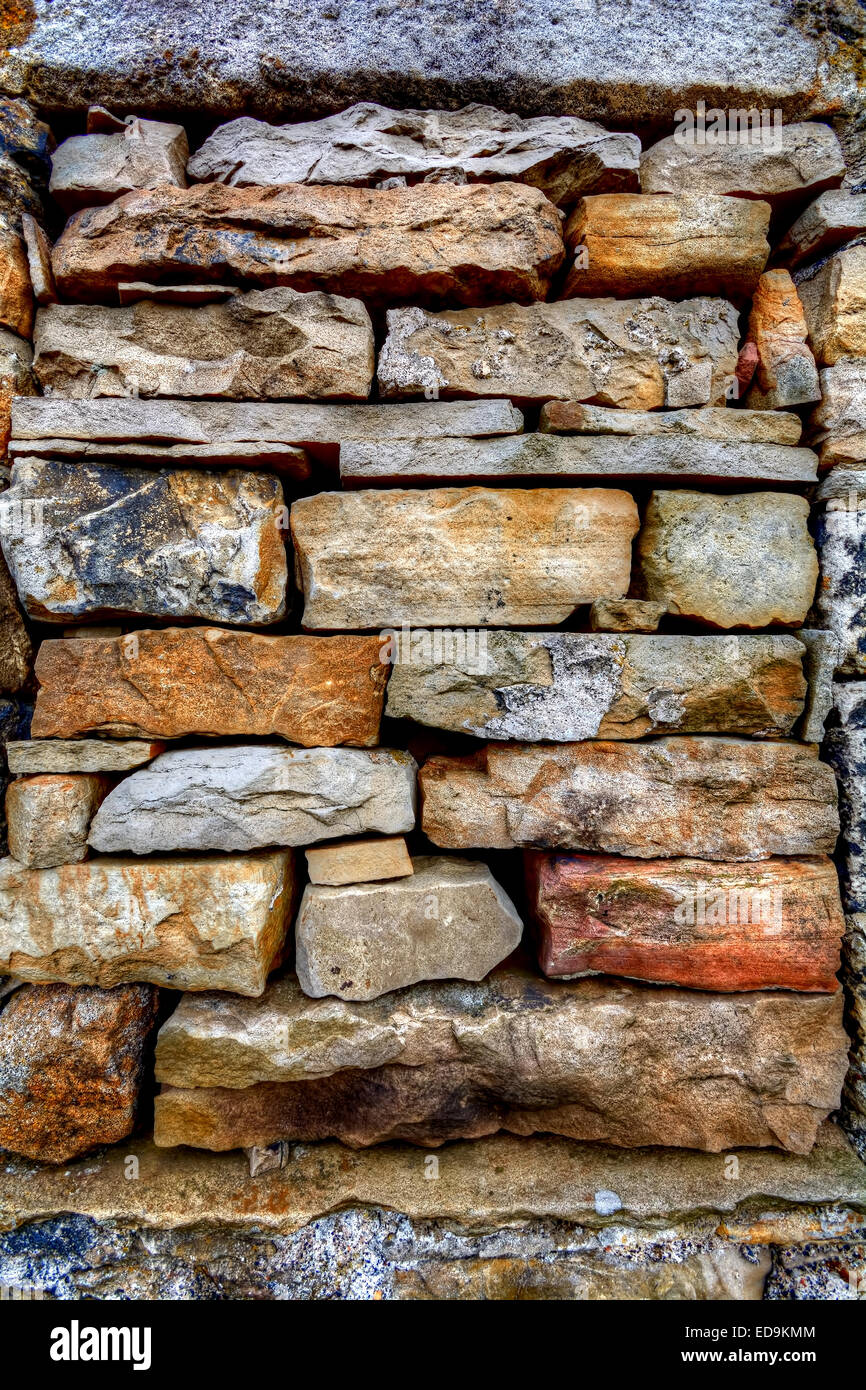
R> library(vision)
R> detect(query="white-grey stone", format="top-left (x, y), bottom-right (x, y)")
top-left (815, 491), bottom-right (866, 675)
top-left (187, 103), bottom-right (640, 206)
top-left (340, 434), bottom-right (818, 485)
top-left (49, 117), bottom-right (189, 212)
top-left (88, 746), bottom-right (418, 854)
top-left (808, 360), bottom-right (866, 470)
top-left (294, 856), bottom-right (523, 1001)
top-left (640, 122), bottom-right (845, 208)
top-left (823, 683), bottom-right (866, 914)
top-left (384, 632), bottom-right (806, 740)
top-left (774, 190), bottom-right (866, 270)
top-left (794, 629), bottom-right (841, 743)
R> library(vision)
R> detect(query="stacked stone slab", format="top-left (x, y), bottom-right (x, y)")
top-left (0, 92), bottom-right (862, 1307)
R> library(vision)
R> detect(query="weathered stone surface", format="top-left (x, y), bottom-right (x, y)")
top-left (188, 105), bottom-right (640, 206)
top-left (636, 490), bottom-right (818, 629)
top-left (31, 629), bottom-right (388, 747)
top-left (296, 857), bottom-right (522, 1001)
top-left (385, 633), bottom-right (806, 740)
top-left (526, 853), bottom-right (844, 992)
top-left (539, 401), bottom-right (803, 446)
top-left (9, 396), bottom-right (525, 465)
top-left (798, 245), bottom-right (866, 365)
top-left (305, 836), bottom-right (413, 886)
top-left (153, 973), bottom-right (847, 1153)
top-left (815, 491), bottom-right (866, 675)
top-left (88, 746), bottom-right (417, 854)
top-left (775, 190), bottom-right (866, 271)
top-left (49, 118), bottom-right (189, 212)
top-left (0, 216), bottom-right (32, 339)
top-left (117, 282), bottom-right (240, 306)
top-left (795, 629), bottom-right (841, 743)
top-left (340, 433), bottom-right (818, 485)
top-left (6, 739), bottom-right (163, 775)
top-left (823, 684), bottom-right (866, 915)
top-left (809, 360), bottom-right (866, 469)
top-left (292, 488), bottom-right (639, 629)
top-left (0, 850), bottom-right (295, 994)
top-left (419, 738), bottom-right (839, 859)
top-left (589, 598), bottom-right (667, 633)
top-left (0, 459), bottom-right (288, 626)
top-left (20, 214), bottom-right (56, 306)
top-left (0, 982), bottom-right (159, 1164)
top-left (377, 297), bottom-right (741, 409)
top-left (562, 193), bottom-right (770, 302)
top-left (32, 288), bottom-right (375, 401)
top-left (0, 0), bottom-right (839, 133)
top-left (6, 773), bottom-right (110, 869)
top-left (640, 123), bottom-right (845, 210)
top-left (743, 270), bottom-right (821, 410)
top-left (0, 550), bottom-right (32, 695)
top-left (0, 327), bottom-right (35, 458)
top-left (50, 182), bottom-right (565, 307)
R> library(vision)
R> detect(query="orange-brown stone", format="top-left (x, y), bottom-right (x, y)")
top-left (0, 981), bottom-right (159, 1163)
top-left (744, 270), bottom-right (820, 409)
top-left (0, 218), bottom-right (33, 338)
top-left (526, 853), bottom-right (844, 992)
top-left (31, 628), bottom-right (389, 746)
top-left (51, 181), bottom-right (565, 307)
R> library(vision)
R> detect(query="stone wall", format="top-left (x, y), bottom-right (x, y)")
top-left (0, 16), bottom-right (865, 1298)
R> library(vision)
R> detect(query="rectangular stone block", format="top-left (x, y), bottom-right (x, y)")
top-left (339, 433), bottom-right (818, 485)
top-left (6, 739), bottom-right (163, 774)
top-left (526, 853), bottom-right (844, 991)
top-left (419, 738), bottom-right (839, 859)
top-left (32, 288), bottom-right (375, 401)
top-left (0, 459), bottom-right (288, 626)
top-left (561, 193), bottom-right (770, 301)
top-left (797, 245), bottom-right (866, 366)
top-left (384, 632), bottom-right (807, 740)
top-left (187, 104), bottom-right (640, 206)
top-left (31, 629), bottom-right (389, 747)
top-left (51, 182), bottom-right (565, 307)
top-left (539, 401), bottom-right (803, 445)
top-left (0, 849), bottom-right (295, 994)
top-left (6, 773), bottom-right (110, 869)
top-left (152, 969), bottom-right (848, 1154)
top-left (305, 836), bottom-right (413, 886)
top-left (809, 361), bottom-right (866, 470)
top-left (291, 487), bottom-right (639, 629)
top-left (49, 118), bottom-right (188, 212)
top-left (87, 746), bottom-right (418, 855)
top-left (377, 297), bottom-right (740, 409)
top-left (774, 190), bottom-right (866, 271)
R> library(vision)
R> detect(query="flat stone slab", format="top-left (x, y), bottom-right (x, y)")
top-left (526, 853), bottom-right (844, 992)
top-left (640, 123), bottom-right (845, 210)
top-left (291, 487), bottom-right (639, 629)
top-left (153, 972), bottom-right (847, 1153)
top-left (340, 433), bottom-right (818, 485)
top-left (539, 402), bottom-right (802, 446)
top-left (385, 632), bottom-right (806, 740)
top-left (774, 190), bottom-right (866, 270)
top-left (0, 458), bottom-right (288, 627)
top-left (305, 836), bottom-right (413, 886)
top-left (32, 288), bottom-right (375, 401)
top-left (419, 737), bottom-right (839, 859)
top-left (51, 182), bottom-right (564, 308)
top-left (31, 629), bottom-right (389, 747)
top-left (295, 856), bottom-right (523, 1000)
top-left (1, 1123), bottom-right (862, 1241)
top-left (6, 739), bottom-right (164, 774)
top-left (88, 746), bottom-right (418, 854)
top-left (636, 490), bottom-right (818, 629)
top-left (377, 297), bottom-right (740, 409)
top-left (0, 982), bottom-right (159, 1163)
top-left (9, 396), bottom-right (524, 466)
top-left (188, 104), bottom-right (640, 206)
top-left (561, 192), bottom-right (770, 302)
top-left (49, 118), bottom-right (188, 212)
top-left (6, 773), bottom-right (110, 869)
top-left (0, 849), bottom-right (295, 994)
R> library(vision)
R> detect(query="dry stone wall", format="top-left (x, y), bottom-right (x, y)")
top-left (0, 76), bottom-right (865, 1302)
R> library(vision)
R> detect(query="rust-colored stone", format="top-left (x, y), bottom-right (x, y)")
top-left (51, 181), bottom-right (565, 307)
top-left (744, 270), bottom-right (820, 409)
top-left (0, 981), bottom-right (159, 1163)
top-left (0, 217), bottom-right (33, 339)
top-left (526, 853), bottom-right (844, 991)
top-left (31, 628), bottom-right (389, 746)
